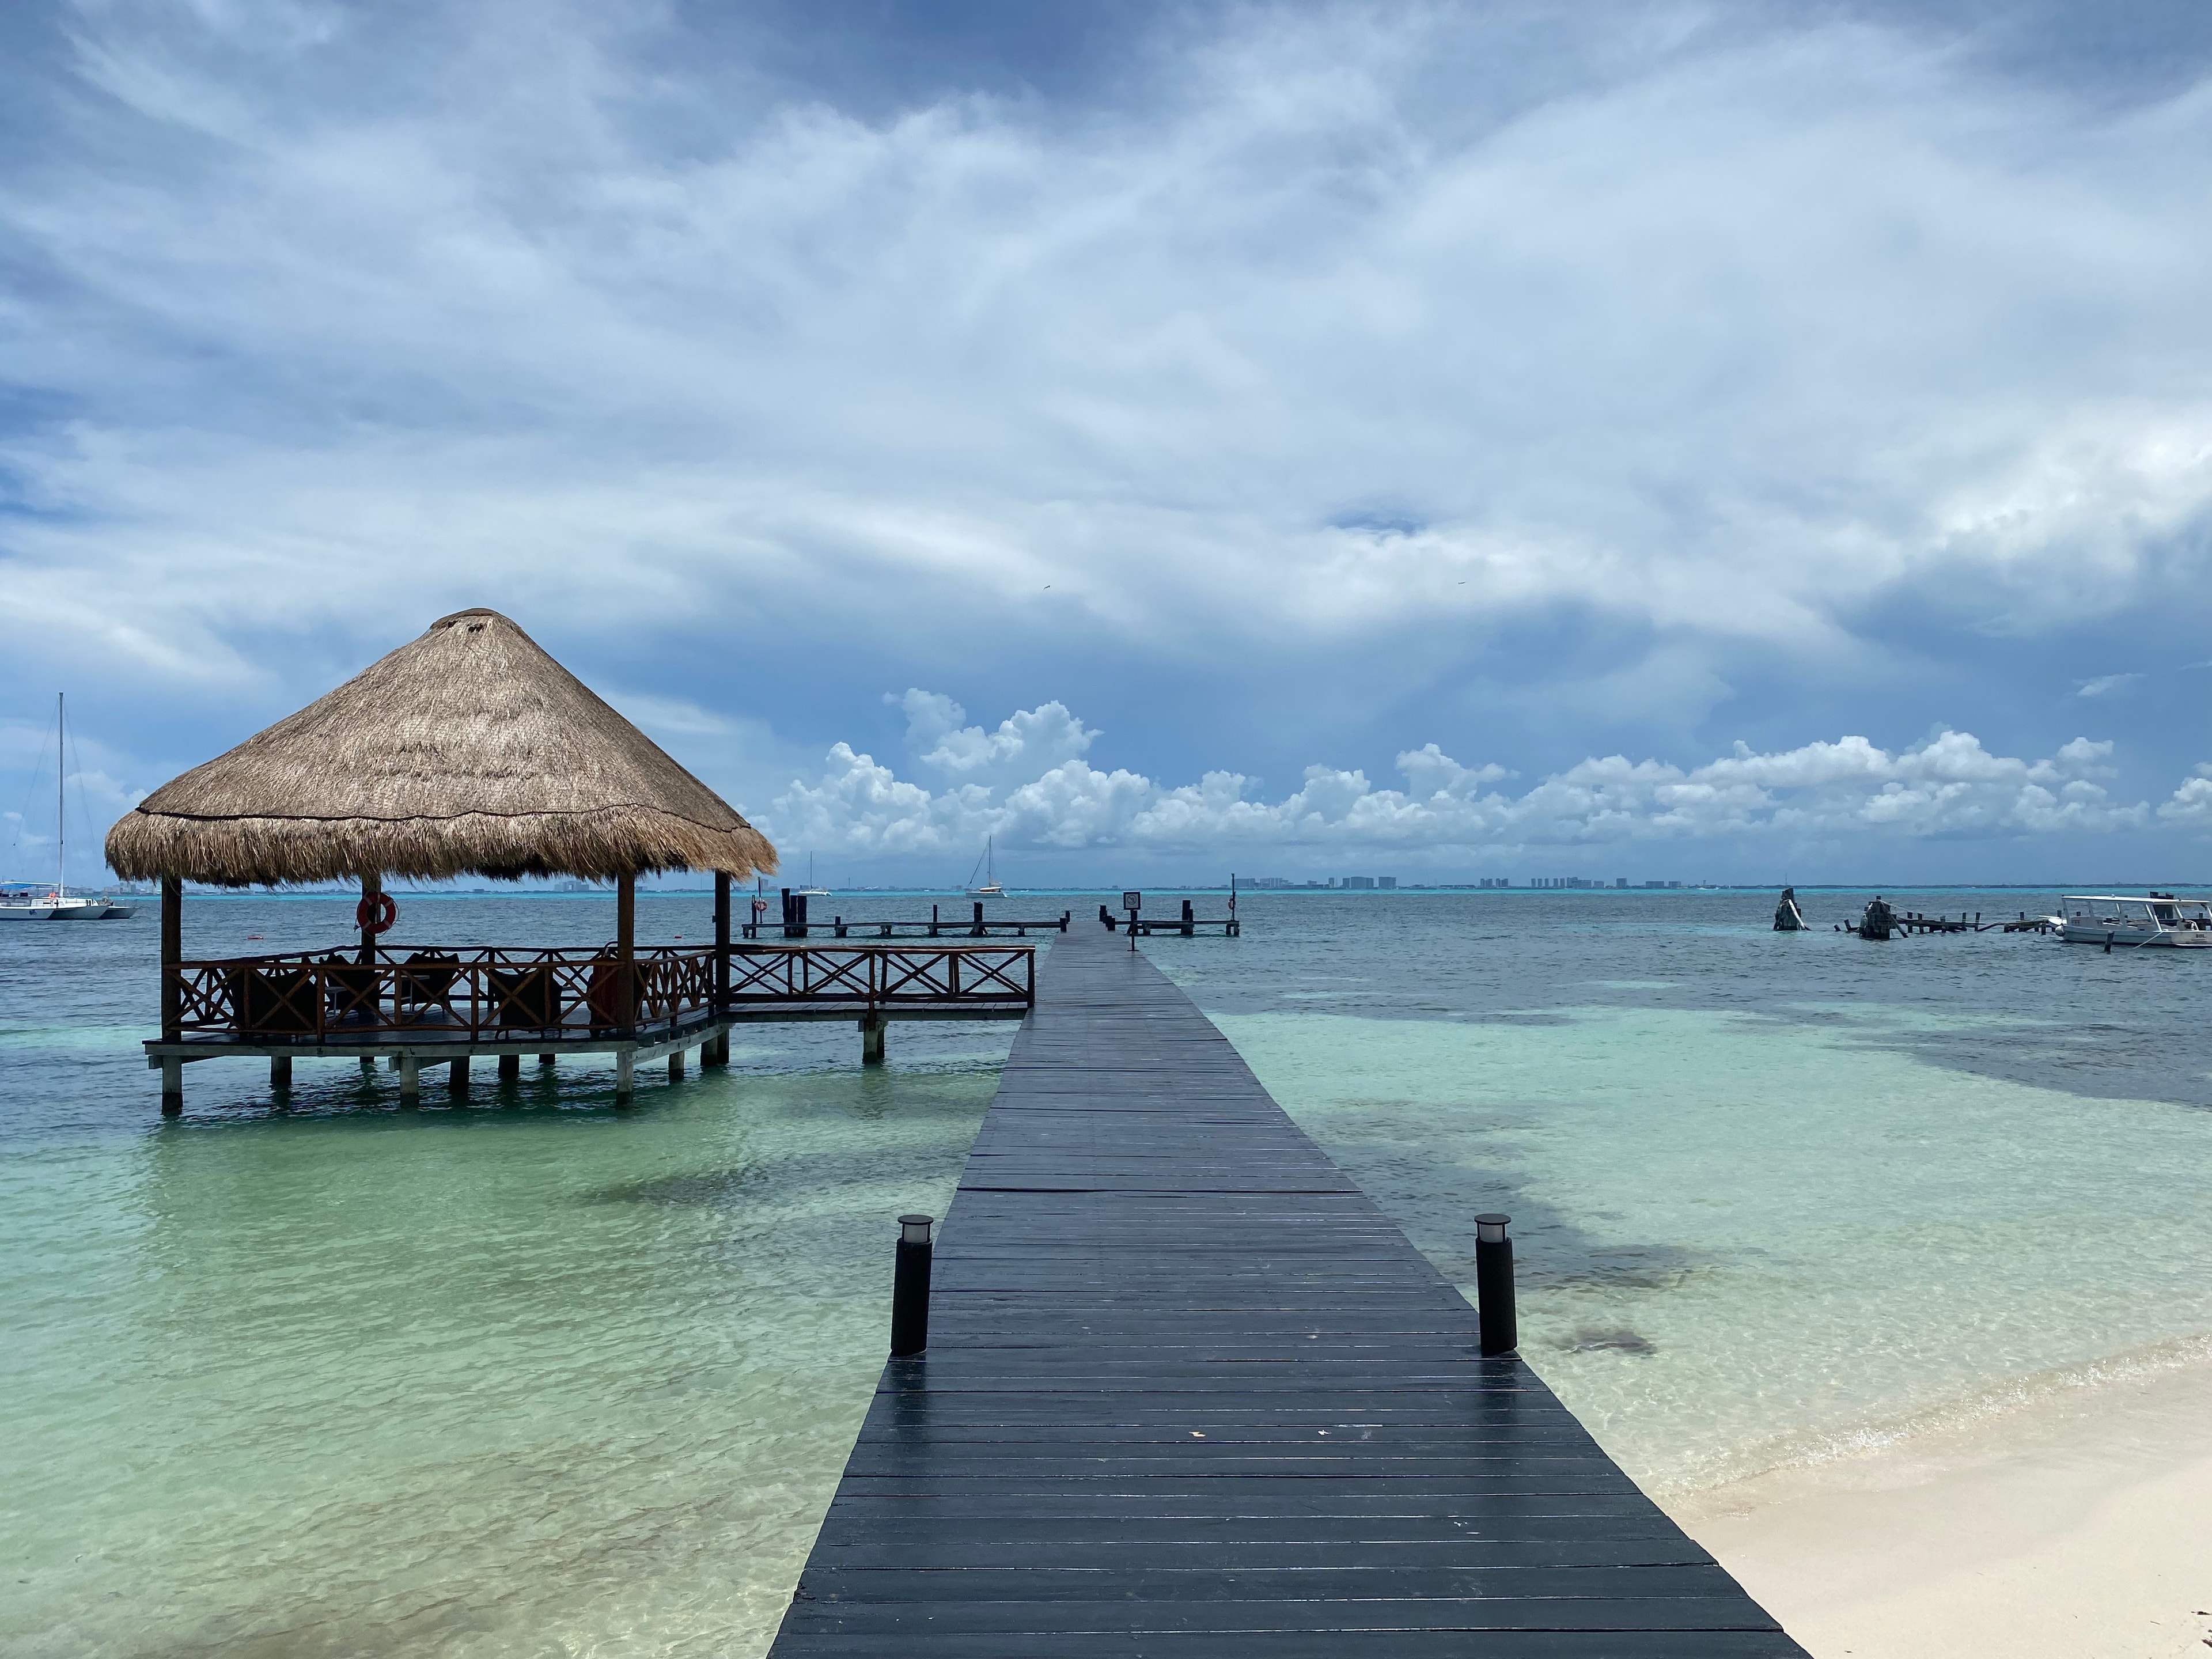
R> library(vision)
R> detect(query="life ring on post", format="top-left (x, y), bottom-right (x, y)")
top-left (356, 892), bottom-right (399, 935)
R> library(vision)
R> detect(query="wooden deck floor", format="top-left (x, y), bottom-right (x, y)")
top-left (767, 925), bottom-right (1805, 1657)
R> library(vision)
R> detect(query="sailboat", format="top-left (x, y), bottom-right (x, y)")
top-left (795, 852), bottom-right (830, 899)
top-left (965, 836), bottom-right (1006, 897)
top-left (2, 695), bottom-right (116, 920)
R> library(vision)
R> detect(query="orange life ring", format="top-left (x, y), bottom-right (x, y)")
top-left (751, 897), bottom-right (770, 914)
top-left (356, 892), bottom-right (398, 935)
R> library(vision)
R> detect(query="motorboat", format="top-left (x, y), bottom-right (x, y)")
top-left (2057, 893), bottom-right (2212, 949)
top-left (0, 885), bottom-right (55, 921)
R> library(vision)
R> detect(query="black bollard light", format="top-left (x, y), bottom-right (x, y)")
top-left (891, 1213), bottom-right (934, 1357)
top-left (1474, 1212), bottom-right (1518, 1356)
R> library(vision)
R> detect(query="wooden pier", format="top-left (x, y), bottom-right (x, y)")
top-left (768, 925), bottom-right (1803, 1657)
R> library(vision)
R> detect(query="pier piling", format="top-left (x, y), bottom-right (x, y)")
top-left (889, 1214), bottom-right (933, 1357)
top-left (1476, 1211), bottom-right (1518, 1355)
top-left (498, 1053), bottom-right (521, 1080)
top-left (270, 1055), bottom-right (291, 1091)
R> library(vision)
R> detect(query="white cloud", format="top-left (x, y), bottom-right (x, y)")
top-left (892, 690), bottom-right (1100, 787)
top-left (3, 2), bottom-right (2211, 701)
top-left (2076, 673), bottom-right (2146, 698)
top-left (2157, 764), bottom-right (2212, 831)
top-left (767, 694), bottom-right (2156, 858)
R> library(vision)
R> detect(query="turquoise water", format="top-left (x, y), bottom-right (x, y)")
top-left (2, 897), bottom-right (1009, 1658)
top-left (6, 888), bottom-right (2211, 1654)
top-left (1166, 891), bottom-right (2212, 1495)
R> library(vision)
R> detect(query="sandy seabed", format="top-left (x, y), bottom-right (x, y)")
top-left (1673, 1355), bottom-right (2212, 1658)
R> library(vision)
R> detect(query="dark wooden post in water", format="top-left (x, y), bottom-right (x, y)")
top-left (861, 1010), bottom-right (888, 1065)
top-left (706, 872), bottom-right (732, 1066)
top-left (615, 870), bottom-right (637, 1100)
top-left (972, 899), bottom-right (985, 936)
top-left (159, 877), bottom-right (183, 1115)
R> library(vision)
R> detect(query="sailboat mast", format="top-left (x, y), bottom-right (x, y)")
top-left (56, 692), bottom-right (65, 897)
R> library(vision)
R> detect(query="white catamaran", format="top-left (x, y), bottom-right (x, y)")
top-left (2057, 893), bottom-right (2212, 949)
top-left (2, 694), bottom-right (130, 921)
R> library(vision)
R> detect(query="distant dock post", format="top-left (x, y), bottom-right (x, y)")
top-left (890, 1213), bottom-right (934, 1356)
top-left (1476, 1211), bottom-right (1518, 1355)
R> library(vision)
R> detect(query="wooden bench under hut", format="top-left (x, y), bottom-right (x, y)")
top-left (108, 608), bottom-right (1033, 1112)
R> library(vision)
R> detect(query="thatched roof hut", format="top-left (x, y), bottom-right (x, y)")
top-left (108, 609), bottom-right (777, 886)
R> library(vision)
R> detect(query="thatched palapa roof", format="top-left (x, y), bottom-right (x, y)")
top-left (107, 609), bottom-right (778, 886)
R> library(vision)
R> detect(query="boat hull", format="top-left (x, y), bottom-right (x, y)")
top-left (0, 905), bottom-right (57, 921)
top-left (2059, 922), bottom-right (2212, 948)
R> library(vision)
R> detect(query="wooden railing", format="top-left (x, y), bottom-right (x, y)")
top-left (165, 941), bottom-right (1034, 1041)
top-left (725, 943), bottom-right (1034, 1006)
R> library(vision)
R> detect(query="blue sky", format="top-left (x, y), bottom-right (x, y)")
top-left (3, 0), bottom-right (2210, 888)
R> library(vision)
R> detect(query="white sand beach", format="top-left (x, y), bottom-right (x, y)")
top-left (1674, 1353), bottom-right (2212, 1659)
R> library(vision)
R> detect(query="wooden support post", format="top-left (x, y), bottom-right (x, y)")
top-left (972, 900), bottom-right (984, 936)
top-left (399, 1053), bottom-right (420, 1104)
top-left (498, 1052), bottom-right (521, 1081)
top-left (616, 870), bottom-right (637, 1036)
top-left (669, 1048), bottom-right (685, 1080)
top-left (862, 1011), bottom-right (887, 1066)
top-left (359, 872), bottom-right (381, 967)
top-left (449, 1057), bottom-right (469, 1091)
top-left (270, 1055), bottom-right (292, 1090)
top-left (710, 1029), bottom-right (730, 1065)
top-left (360, 1056), bottom-right (376, 1071)
top-left (160, 876), bottom-right (182, 1043)
top-left (539, 1052), bottom-right (555, 1067)
top-left (161, 1055), bottom-right (182, 1116)
top-left (714, 871), bottom-right (731, 1013)
top-left (615, 1048), bottom-right (635, 1102)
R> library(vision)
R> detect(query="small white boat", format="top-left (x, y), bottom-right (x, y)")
top-left (965, 836), bottom-right (1005, 897)
top-left (0, 887), bottom-right (56, 921)
top-left (2057, 893), bottom-right (2212, 948)
top-left (794, 852), bottom-right (830, 899)
top-left (3, 694), bottom-right (130, 920)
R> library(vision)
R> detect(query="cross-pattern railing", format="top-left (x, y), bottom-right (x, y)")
top-left (724, 944), bottom-right (1034, 1006)
top-left (165, 941), bottom-right (1034, 1041)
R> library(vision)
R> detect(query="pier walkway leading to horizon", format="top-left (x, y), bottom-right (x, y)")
top-left (767, 924), bottom-right (1805, 1657)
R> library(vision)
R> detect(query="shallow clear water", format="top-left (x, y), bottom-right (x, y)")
top-left (6, 887), bottom-right (2210, 1653)
top-left (1164, 889), bottom-right (2212, 1493)
top-left (2, 895), bottom-right (1016, 1659)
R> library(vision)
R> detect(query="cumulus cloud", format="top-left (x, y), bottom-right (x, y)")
top-left (2157, 765), bottom-right (2212, 831)
top-left (766, 694), bottom-right (2156, 859)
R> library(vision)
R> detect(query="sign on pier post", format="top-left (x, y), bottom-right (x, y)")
top-left (1123, 891), bottom-right (1142, 950)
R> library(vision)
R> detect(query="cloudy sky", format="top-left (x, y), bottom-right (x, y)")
top-left (3, 0), bottom-right (2209, 888)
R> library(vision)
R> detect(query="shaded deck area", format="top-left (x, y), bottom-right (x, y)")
top-left (146, 941), bottom-right (1034, 1104)
top-left (769, 925), bottom-right (1804, 1657)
